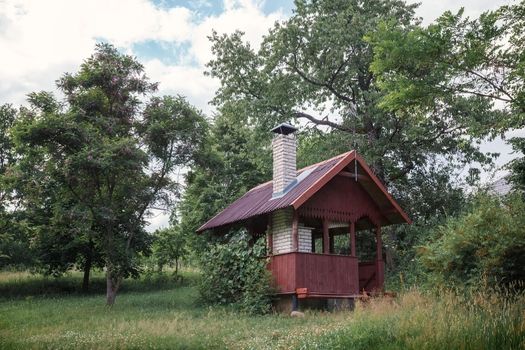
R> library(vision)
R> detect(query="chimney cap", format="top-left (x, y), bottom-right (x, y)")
top-left (271, 123), bottom-right (297, 135)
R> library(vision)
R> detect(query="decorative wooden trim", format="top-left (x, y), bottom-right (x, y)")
top-left (338, 171), bottom-right (369, 181)
top-left (299, 207), bottom-right (383, 229)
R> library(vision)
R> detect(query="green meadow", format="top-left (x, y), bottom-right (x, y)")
top-left (1, 270), bottom-right (523, 350)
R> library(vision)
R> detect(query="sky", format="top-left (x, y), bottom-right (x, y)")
top-left (0, 0), bottom-right (520, 231)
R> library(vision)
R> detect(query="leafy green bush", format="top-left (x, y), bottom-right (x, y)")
top-left (419, 193), bottom-right (525, 288)
top-left (198, 237), bottom-right (273, 314)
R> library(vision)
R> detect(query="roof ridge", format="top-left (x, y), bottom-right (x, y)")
top-left (247, 150), bottom-right (354, 192)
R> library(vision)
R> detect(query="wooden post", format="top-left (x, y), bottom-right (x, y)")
top-left (322, 218), bottom-right (330, 254)
top-left (375, 225), bottom-right (384, 290)
top-left (349, 221), bottom-right (356, 257)
top-left (292, 210), bottom-right (299, 252)
top-left (376, 226), bottom-right (382, 259)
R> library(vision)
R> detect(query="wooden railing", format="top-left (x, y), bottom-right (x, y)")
top-left (269, 252), bottom-right (359, 297)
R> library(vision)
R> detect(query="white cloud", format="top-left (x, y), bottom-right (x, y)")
top-left (1, 0), bottom-right (521, 231)
top-left (0, 0), bottom-right (194, 105)
top-left (144, 58), bottom-right (220, 114)
top-left (407, 0), bottom-right (511, 24)
top-left (190, 1), bottom-right (282, 66)
top-left (0, 0), bottom-right (282, 109)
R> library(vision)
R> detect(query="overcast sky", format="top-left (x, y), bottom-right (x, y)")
top-left (0, 0), bottom-right (520, 231)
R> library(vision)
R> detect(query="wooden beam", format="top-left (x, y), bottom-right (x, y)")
top-left (349, 221), bottom-right (356, 257)
top-left (376, 225), bottom-right (385, 291)
top-left (338, 171), bottom-right (369, 181)
top-left (322, 218), bottom-right (330, 254)
top-left (292, 210), bottom-right (299, 252)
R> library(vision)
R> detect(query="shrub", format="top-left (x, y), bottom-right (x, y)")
top-left (419, 193), bottom-right (525, 288)
top-left (198, 237), bottom-right (273, 314)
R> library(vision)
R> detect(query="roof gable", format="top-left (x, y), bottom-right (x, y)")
top-left (197, 151), bottom-right (410, 232)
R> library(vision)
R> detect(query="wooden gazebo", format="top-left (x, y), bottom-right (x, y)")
top-left (198, 124), bottom-right (410, 308)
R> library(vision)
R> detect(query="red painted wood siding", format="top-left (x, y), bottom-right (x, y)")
top-left (358, 260), bottom-right (384, 292)
top-left (269, 252), bottom-right (359, 296)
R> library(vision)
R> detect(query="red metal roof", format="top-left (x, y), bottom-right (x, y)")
top-left (197, 151), bottom-right (410, 232)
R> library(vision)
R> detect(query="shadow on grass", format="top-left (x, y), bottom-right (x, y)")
top-left (0, 270), bottom-right (200, 300)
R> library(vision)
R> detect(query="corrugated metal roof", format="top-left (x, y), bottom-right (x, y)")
top-left (197, 151), bottom-right (411, 232)
top-left (197, 153), bottom-right (349, 231)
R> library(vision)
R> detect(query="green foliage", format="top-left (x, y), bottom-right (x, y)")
top-left (9, 43), bottom-right (207, 303)
top-left (370, 2), bottom-right (525, 133)
top-left (509, 137), bottom-right (525, 193)
top-left (150, 227), bottom-right (187, 274)
top-left (0, 104), bottom-right (33, 268)
top-left (420, 194), bottom-right (525, 288)
top-left (198, 238), bottom-right (273, 314)
top-left (176, 104), bottom-right (270, 255)
top-left (207, 0), bottom-right (502, 184)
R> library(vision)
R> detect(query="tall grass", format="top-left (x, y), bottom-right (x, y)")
top-left (298, 288), bottom-right (525, 350)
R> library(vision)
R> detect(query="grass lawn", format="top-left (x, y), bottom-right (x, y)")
top-left (0, 270), bottom-right (524, 350)
top-left (0, 270), bottom-right (351, 349)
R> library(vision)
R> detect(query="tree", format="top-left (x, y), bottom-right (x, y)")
top-left (176, 102), bottom-right (270, 253)
top-left (369, 2), bottom-right (524, 143)
top-left (0, 104), bottom-right (36, 268)
top-left (207, 0), bottom-right (503, 184)
top-left (151, 227), bottom-right (187, 275)
top-left (509, 138), bottom-right (525, 194)
top-left (12, 44), bottom-right (207, 305)
top-left (198, 238), bottom-right (273, 314)
top-left (0, 104), bottom-right (17, 264)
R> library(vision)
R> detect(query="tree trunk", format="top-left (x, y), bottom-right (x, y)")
top-left (106, 269), bottom-right (121, 306)
top-left (82, 258), bottom-right (91, 292)
top-left (82, 241), bottom-right (94, 292)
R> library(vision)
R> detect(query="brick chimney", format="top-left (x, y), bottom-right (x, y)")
top-left (271, 123), bottom-right (297, 195)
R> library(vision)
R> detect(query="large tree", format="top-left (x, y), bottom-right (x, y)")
top-left (0, 104), bottom-right (33, 267)
top-left (176, 102), bottom-right (270, 253)
top-left (207, 0), bottom-right (506, 184)
top-left (12, 44), bottom-right (207, 304)
top-left (369, 1), bottom-right (524, 152)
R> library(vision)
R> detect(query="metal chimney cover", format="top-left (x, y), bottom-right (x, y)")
top-left (271, 123), bottom-right (298, 135)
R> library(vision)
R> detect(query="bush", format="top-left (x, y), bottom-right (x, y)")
top-left (419, 193), bottom-right (525, 288)
top-left (198, 237), bottom-right (273, 314)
